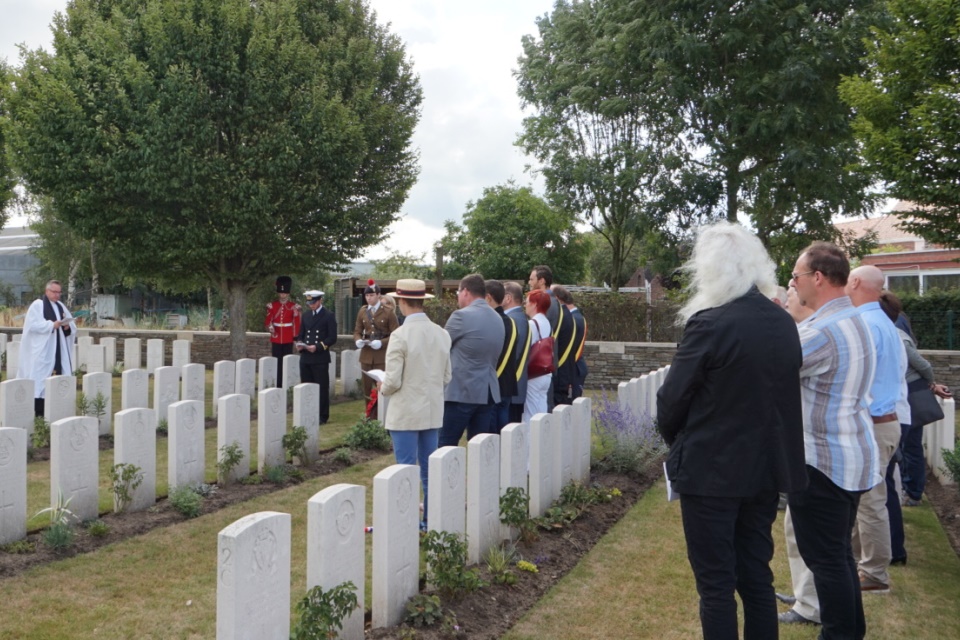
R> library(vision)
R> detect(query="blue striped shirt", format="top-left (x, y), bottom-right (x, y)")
top-left (797, 296), bottom-right (881, 491)
top-left (858, 301), bottom-right (907, 418)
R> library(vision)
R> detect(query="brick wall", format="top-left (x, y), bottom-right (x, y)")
top-left (4, 327), bottom-right (959, 393)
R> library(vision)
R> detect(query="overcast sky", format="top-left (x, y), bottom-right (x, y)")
top-left (0, 0), bottom-right (556, 261)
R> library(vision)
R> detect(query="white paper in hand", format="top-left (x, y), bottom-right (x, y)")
top-left (362, 369), bottom-right (386, 383)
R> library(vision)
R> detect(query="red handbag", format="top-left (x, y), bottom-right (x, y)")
top-left (527, 323), bottom-right (555, 379)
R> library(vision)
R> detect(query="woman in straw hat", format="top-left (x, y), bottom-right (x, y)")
top-left (379, 279), bottom-right (452, 530)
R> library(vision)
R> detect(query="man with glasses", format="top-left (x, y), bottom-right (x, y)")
top-left (781, 242), bottom-right (880, 639)
top-left (18, 280), bottom-right (76, 417)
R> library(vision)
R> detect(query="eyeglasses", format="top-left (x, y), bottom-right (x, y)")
top-left (47, 289), bottom-right (62, 294)
top-left (790, 270), bottom-right (815, 281)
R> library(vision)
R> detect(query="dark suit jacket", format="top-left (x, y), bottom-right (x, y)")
top-left (553, 302), bottom-right (578, 397)
top-left (571, 307), bottom-right (588, 389)
top-left (494, 307), bottom-right (519, 399)
top-left (297, 306), bottom-right (337, 365)
top-left (505, 306), bottom-right (530, 406)
top-left (444, 298), bottom-right (504, 404)
top-left (656, 286), bottom-right (807, 497)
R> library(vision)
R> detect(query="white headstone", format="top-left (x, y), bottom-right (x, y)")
top-left (86, 344), bottom-right (106, 374)
top-left (0, 332), bottom-right (7, 357)
top-left (617, 380), bottom-right (630, 415)
top-left (213, 361), bottom-right (236, 419)
top-left (646, 372), bottom-right (659, 420)
top-left (427, 446), bottom-right (465, 537)
top-left (100, 337), bottom-right (117, 371)
top-left (293, 383), bottom-right (320, 465)
top-left (235, 359), bottom-right (256, 399)
top-left (372, 464), bottom-right (420, 629)
top-left (168, 400), bottom-right (205, 490)
top-left (553, 405), bottom-right (575, 499)
top-left (257, 357), bottom-right (277, 392)
top-left (466, 433), bottom-right (500, 565)
top-left (153, 366), bottom-right (181, 423)
top-left (6, 342), bottom-right (19, 380)
top-left (11, 333), bottom-right (20, 342)
top-left (124, 338), bottom-right (142, 370)
top-left (572, 396), bottom-right (593, 483)
top-left (44, 375), bottom-right (77, 424)
top-left (0, 379), bottom-right (35, 436)
top-left (529, 413), bottom-right (554, 518)
top-left (328, 351), bottom-right (337, 398)
top-left (76, 336), bottom-right (94, 373)
top-left (0, 427), bottom-right (27, 545)
top-left (500, 422), bottom-right (529, 541)
top-left (307, 484), bottom-right (365, 640)
top-left (121, 368), bottom-right (150, 410)
top-left (217, 511), bottom-right (291, 640)
top-left (113, 408), bottom-right (157, 512)
top-left (281, 354), bottom-right (300, 390)
top-left (172, 339), bottom-right (191, 370)
top-left (217, 394), bottom-right (250, 484)
top-left (181, 363), bottom-right (206, 407)
top-left (50, 416), bottom-right (99, 522)
top-left (82, 372), bottom-right (113, 436)
top-left (146, 339), bottom-right (165, 375)
top-left (340, 349), bottom-right (361, 398)
top-left (257, 388), bottom-right (286, 474)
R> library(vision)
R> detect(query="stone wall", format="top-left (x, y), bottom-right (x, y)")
top-left (3, 326), bottom-right (959, 393)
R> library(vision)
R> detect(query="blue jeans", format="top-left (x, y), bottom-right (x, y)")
top-left (390, 429), bottom-right (438, 525)
top-left (491, 397), bottom-right (512, 434)
top-left (438, 401), bottom-right (495, 448)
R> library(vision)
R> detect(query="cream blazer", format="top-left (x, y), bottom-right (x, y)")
top-left (380, 313), bottom-right (452, 431)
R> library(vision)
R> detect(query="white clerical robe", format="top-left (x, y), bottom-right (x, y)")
top-left (17, 297), bottom-right (75, 399)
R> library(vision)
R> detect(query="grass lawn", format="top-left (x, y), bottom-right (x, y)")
top-left (505, 477), bottom-right (960, 640)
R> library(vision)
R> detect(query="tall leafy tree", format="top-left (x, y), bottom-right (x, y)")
top-left (0, 61), bottom-right (14, 220)
top-left (839, 0), bottom-right (960, 247)
top-left (516, 0), bottom-right (667, 292)
top-left (440, 183), bottom-right (588, 284)
top-left (9, 0), bottom-right (421, 356)
top-left (625, 0), bottom-right (883, 267)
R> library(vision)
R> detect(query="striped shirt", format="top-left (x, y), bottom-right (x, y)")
top-left (798, 296), bottom-right (881, 491)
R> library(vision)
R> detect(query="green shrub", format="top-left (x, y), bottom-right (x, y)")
top-left (32, 417), bottom-right (51, 449)
top-left (169, 486), bottom-right (203, 518)
top-left (156, 418), bottom-right (169, 435)
top-left (86, 520), bottom-right (110, 537)
top-left (42, 523), bottom-right (74, 553)
top-left (344, 418), bottom-right (392, 451)
top-left (110, 463), bottom-right (144, 513)
top-left (217, 442), bottom-right (245, 484)
top-left (421, 530), bottom-right (485, 598)
top-left (283, 426), bottom-right (310, 464)
top-left (291, 581), bottom-right (359, 640)
top-left (404, 594), bottom-right (445, 628)
top-left (500, 486), bottom-right (538, 543)
top-left (942, 440), bottom-right (960, 489)
top-left (333, 446), bottom-right (353, 465)
top-left (263, 464), bottom-right (287, 485)
top-left (898, 289), bottom-right (960, 349)
top-left (1, 539), bottom-right (36, 554)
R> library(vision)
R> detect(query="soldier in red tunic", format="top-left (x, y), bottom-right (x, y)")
top-left (264, 276), bottom-right (301, 388)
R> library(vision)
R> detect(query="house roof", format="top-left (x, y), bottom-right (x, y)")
top-left (835, 212), bottom-right (922, 245)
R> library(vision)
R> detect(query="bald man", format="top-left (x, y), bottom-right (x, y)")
top-left (845, 265), bottom-right (907, 594)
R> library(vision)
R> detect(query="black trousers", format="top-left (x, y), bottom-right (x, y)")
top-left (679, 491), bottom-right (780, 640)
top-left (299, 361), bottom-right (330, 423)
top-left (788, 466), bottom-right (865, 640)
top-left (272, 342), bottom-right (293, 388)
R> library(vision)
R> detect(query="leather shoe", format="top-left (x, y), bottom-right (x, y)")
top-left (775, 592), bottom-right (796, 606)
top-left (778, 610), bottom-right (819, 625)
top-left (890, 555), bottom-right (907, 566)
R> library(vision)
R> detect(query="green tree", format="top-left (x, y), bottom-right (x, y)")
top-left (629, 0), bottom-right (883, 259)
top-left (0, 60), bottom-right (15, 219)
top-left (839, 0), bottom-right (960, 247)
top-left (440, 183), bottom-right (587, 284)
top-left (370, 250), bottom-right (429, 280)
top-left (516, 0), bottom-right (667, 292)
top-left (584, 230), bottom-right (643, 288)
top-left (9, 0), bottom-right (421, 357)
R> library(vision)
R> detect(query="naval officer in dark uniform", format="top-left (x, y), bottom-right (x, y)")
top-left (296, 289), bottom-right (338, 423)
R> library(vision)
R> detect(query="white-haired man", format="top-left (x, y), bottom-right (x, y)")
top-left (656, 221), bottom-right (807, 639)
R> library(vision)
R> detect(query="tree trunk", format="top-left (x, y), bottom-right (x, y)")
top-left (67, 258), bottom-right (81, 308)
top-left (222, 280), bottom-right (249, 360)
top-left (609, 229), bottom-right (623, 294)
top-left (207, 287), bottom-right (214, 330)
top-left (726, 163), bottom-right (740, 222)
top-left (89, 240), bottom-right (99, 326)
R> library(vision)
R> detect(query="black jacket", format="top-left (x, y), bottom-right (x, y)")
top-left (656, 286), bottom-right (807, 497)
top-left (297, 306), bottom-right (337, 365)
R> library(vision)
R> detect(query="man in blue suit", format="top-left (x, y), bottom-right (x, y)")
top-left (438, 274), bottom-right (505, 447)
top-left (296, 289), bottom-right (337, 424)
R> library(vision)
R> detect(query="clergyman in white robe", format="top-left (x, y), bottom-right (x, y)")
top-left (17, 292), bottom-right (75, 412)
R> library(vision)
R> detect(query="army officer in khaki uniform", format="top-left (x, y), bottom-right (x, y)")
top-left (353, 279), bottom-right (400, 399)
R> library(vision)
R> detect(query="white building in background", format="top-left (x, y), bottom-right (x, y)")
top-left (0, 225), bottom-right (40, 304)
